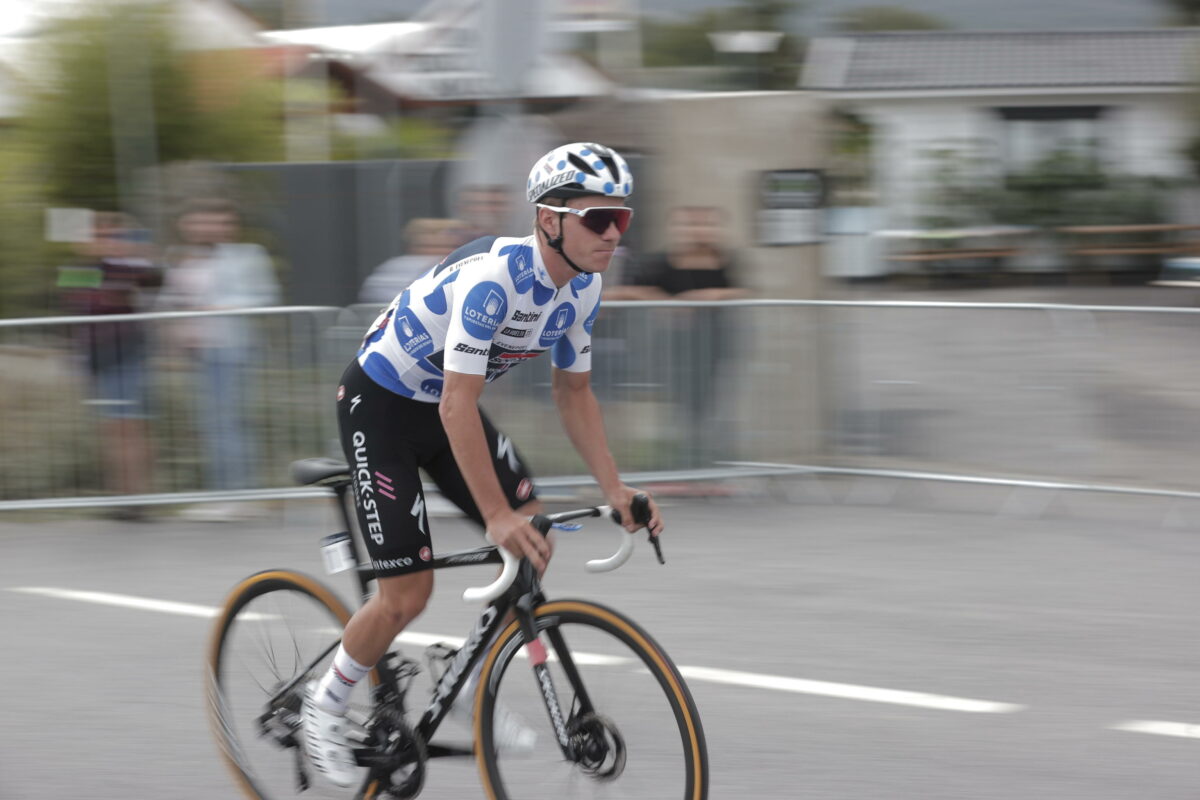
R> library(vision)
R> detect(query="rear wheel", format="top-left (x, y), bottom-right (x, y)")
top-left (474, 600), bottom-right (708, 800)
top-left (206, 570), bottom-right (379, 799)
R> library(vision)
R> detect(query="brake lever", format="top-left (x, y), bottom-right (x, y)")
top-left (611, 494), bottom-right (665, 565)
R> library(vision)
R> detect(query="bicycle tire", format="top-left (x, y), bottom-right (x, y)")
top-left (474, 599), bottom-right (708, 800)
top-left (206, 570), bottom-right (382, 800)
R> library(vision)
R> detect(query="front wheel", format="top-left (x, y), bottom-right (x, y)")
top-left (474, 600), bottom-right (708, 800)
top-left (206, 570), bottom-right (379, 799)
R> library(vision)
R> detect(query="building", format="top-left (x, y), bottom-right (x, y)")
top-left (803, 29), bottom-right (1200, 232)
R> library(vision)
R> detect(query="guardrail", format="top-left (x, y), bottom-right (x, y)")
top-left (2, 299), bottom-right (1199, 512)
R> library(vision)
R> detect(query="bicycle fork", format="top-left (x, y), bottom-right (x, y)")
top-left (514, 597), bottom-right (593, 761)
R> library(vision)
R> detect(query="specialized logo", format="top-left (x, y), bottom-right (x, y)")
top-left (512, 310), bottom-right (541, 323)
top-left (429, 606), bottom-right (500, 719)
top-left (442, 550), bottom-right (493, 565)
top-left (496, 434), bottom-right (520, 473)
top-left (501, 326), bottom-right (529, 338)
top-left (528, 170), bottom-right (574, 203)
top-left (395, 308), bottom-right (434, 358)
top-left (538, 302), bottom-right (577, 347)
top-left (538, 664), bottom-right (571, 748)
top-left (453, 342), bottom-right (489, 356)
top-left (411, 493), bottom-right (428, 536)
top-left (461, 281), bottom-right (508, 339)
top-left (351, 431), bottom-right (384, 545)
top-left (349, 394), bottom-right (362, 415)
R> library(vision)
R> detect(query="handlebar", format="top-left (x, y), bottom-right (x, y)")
top-left (461, 495), bottom-right (656, 604)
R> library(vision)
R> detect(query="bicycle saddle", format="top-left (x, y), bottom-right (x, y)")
top-left (290, 457), bottom-right (351, 486)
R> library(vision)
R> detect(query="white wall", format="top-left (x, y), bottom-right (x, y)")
top-left (847, 92), bottom-right (1195, 230)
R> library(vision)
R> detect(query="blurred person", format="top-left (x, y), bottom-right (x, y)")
top-left (456, 183), bottom-right (511, 239)
top-left (58, 211), bottom-right (162, 521)
top-left (358, 217), bottom-right (467, 305)
top-left (301, 142), bottom-right (664, 787)
top-left (156, 198), bottom-right (281, 521)
top-left (605, 206), bottom-right (748, 469)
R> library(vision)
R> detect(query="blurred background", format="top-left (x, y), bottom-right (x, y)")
top-left (3, 3), bottom-right (1200, 800)
top-left (2, 0), bottom-right (1200, 515)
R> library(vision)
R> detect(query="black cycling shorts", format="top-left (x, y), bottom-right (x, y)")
top-left (336, 359), bottom-right (538, 577)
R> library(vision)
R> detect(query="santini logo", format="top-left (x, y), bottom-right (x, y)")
top-left (512, 310), bottom-right (541, 323)
top-left (454, 342), bottom-right (489, 356)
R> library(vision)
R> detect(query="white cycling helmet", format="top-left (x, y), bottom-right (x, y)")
top-left (526, 142), bottom-right (633, 204)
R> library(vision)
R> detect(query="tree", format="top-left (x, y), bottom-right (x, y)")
top-left (640, 0), bottom-right (804, 89)
top-left (0, 3), bottom-right (286, 317)
top-left (21, 4), bottom-right (284, 213)
top-left (836, 5), bottom-right (951, 31)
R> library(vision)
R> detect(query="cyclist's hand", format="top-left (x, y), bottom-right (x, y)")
top-left (487, 509), bottom-right (551, 573)
top-left (609, 485), bottom-right (664, 537)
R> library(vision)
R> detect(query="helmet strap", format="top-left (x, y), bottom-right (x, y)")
top-left (539, 220), bottom-right (593, 275)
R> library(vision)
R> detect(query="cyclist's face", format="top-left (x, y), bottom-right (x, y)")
top-left (555, 196), bottom-right (627, 274)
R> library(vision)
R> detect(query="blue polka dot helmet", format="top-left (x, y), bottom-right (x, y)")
top-left (526, 142), bottom-right (633, 204)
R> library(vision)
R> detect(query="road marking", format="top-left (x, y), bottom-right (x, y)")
top-left (12, 586), bottom-right (222, 618)
top-left (678, 665), bottom-right (1022, 713)
top-left (11, 586), bottom-right (1014, 712)
top-left (1110, 720), bottom-right (1200, 739)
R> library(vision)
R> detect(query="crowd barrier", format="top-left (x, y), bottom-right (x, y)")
top-left (2, 299), bottom-right (1199, 512)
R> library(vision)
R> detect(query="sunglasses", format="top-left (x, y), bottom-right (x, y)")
top-left (537, 204), bottom-right (634, 235)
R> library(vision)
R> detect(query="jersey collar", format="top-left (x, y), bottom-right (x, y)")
top-left (527, 235), bottom-right (558, 291)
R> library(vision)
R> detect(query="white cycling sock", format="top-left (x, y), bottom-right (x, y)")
top-left (314, 645), bottom-right (372, 714)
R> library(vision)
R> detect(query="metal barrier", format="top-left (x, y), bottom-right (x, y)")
top-left (3, 299), bottom-right (1200, 512)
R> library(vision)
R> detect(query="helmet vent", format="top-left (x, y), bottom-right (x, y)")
top-left (566, 153), bottom-right (596, 176)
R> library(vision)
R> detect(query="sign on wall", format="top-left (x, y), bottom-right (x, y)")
top-left (757, 169), bottom-right (825, 246)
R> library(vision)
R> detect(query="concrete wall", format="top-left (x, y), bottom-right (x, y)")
top-left (646, 91), bottom-right (830, 299)
top-left (644, 91), bottom-right (832, 461)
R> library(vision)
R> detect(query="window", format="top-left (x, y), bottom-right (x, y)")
top-left (995, 106), bottom-right (1107, 185)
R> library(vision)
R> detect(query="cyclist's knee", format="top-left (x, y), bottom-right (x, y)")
top-left (374, 571), bottom-right (433, 628)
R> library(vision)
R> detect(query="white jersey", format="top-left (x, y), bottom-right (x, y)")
top-left (356, 235), bottom-right (602, 402)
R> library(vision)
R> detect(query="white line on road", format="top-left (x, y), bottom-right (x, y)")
top-left (677, 665), bottom-right (1023, 713)
top-left (11, 585), bottom-right (1017, 713)
top-left (12, 586), bottom-right (221, 618)
top-left (1110, 720), bottom-right (1200, 739)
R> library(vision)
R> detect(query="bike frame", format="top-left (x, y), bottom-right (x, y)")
top-left (316, 481), bottom-right (596, 762)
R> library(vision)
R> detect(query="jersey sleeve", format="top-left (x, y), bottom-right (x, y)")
top-left (442, 254), bottom-right (511, 375)
top-left (551, 282), bottom-right (601, 373)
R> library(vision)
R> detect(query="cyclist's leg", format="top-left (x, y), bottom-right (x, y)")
top-left (423, 405), bottom-right (543, 530)
top-left (329, 360), bottom-right (443, 682)
top-left (302, 361), bottom-right (441, 785)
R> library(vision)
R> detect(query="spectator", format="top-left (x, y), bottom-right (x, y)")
top-left (359, 218), bottom-right (466, 305)
top-left (606, 206), bottom-right (748, 467)
top-left (457, 183), bottom-right (511, 239)
top-left (58, 211), bottom-right (162, 521)
top-left (157, 198), bottom-right (281, 521)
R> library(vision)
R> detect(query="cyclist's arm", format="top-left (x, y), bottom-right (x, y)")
top-left (440, 369), bottom-right (550, 570)
top-left (552, 367), bottom-right (663, 536)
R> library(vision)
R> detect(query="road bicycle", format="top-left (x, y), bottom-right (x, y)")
top-left (206, 457), bottom-right (708, 799)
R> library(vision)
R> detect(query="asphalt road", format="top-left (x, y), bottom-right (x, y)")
top-left (1, 493), bottom-right (1198, 799)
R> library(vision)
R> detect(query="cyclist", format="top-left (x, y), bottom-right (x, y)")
top-left (303, 142), bottom-right (665, 787)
